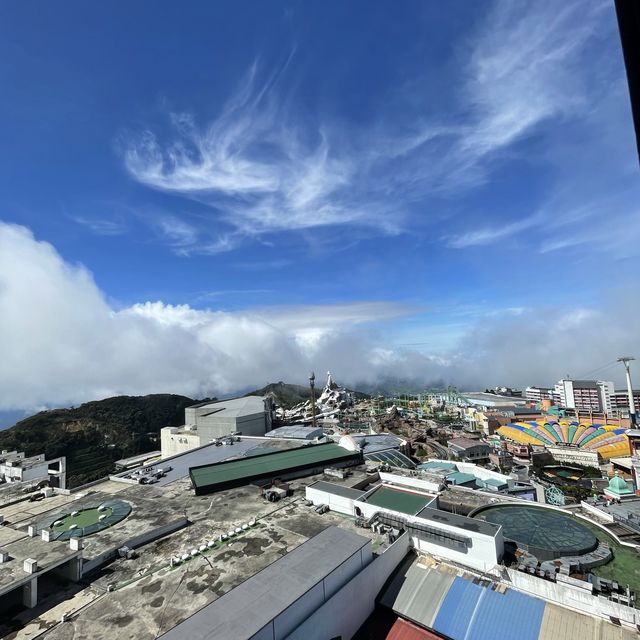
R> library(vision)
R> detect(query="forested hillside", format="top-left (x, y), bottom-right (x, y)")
top-left (0, 394), bottom-right (194, 487)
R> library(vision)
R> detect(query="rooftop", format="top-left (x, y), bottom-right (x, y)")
top-left (264, 426), bottom-right (324, 439)
top-left (189, 443), bottom-right (360, 491)
top-left (460, 392), bottom-right (527, 406)
top-left (113, 437), bottom-right (302, 487)
top-left (445, 472), bottom-right (477, 485)
top-left (307, 480), bottom-right (365, 500)
top-left (158, 526), bottom-right (370, 640)
top-left (447, 437), bottom-right (487, 450)
top-left (416, 506), bottom-right (501, 537)
top-left (365, 450), bottom-right (416, 469)
top-left (344, 433), bottom-right (406, 454)
top-left (192, 396), bottom-right (267, 419)
top-left (3, 470), bottom-right (388, 639)
top-left (360, 485), bottom-right (436, 516)
top-left (0, 533), bottom-right (81, 596)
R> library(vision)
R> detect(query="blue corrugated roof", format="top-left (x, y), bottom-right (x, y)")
top-left (470, 586), bottom-right (545, 640)
top-left (433, 577), bottom-right (483, 638)
top-left (433, 577), bottom-right (545, 640)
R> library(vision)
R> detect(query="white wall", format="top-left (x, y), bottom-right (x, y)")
top-left (250, 542), bottom-right (374, 640)
top-left (305, 486), bottom-right (358, 516)
top-left (21, 461), bottom-right (50, 482)
top-left (379, 471), bottom-right (443, 493)
top-left (579, 501), bottom-right (615, 523)
top-left (284, 533), bottom-right (411, 640)
top-left (409, 513), bottom-right (503, 572)
top-left (546, 446), bottom-right (599, 468)
top-left (272, 582), bottom-right (326, 639)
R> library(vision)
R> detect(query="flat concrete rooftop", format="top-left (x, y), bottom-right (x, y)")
top-left (113, 437), bottom-right (302, 487)
top-left (416, 506), bottom-right (501, 537)
top-left (360, 486), bottom-right (436, 516)
top-left (0, 533), bottom-right (80, 597)
top-left (2, 469), bottom-right (385, 639)
top-left (308, 480), bottom-right (365, 500)
top-left (193, 396), bottom-right (267, 418)
top-left (158, 526), bottom-right (371, 640)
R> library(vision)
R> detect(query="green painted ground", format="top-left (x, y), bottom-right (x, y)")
top-left (578, 519), bottom-right (640, 595)
top-left (51, 507), bottom-right (113, 532)
top-left (365, 486), bottom-right (432, 515)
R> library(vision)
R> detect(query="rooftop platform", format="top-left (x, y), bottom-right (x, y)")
top-left (114, 437), bottom-right (302, 487)
top-left (264, 426), bottom-right (324, 439)
top-left (0, 533), bottom-right (80, 597)
top-left (365, 450), bottom-right (416, 469)
top-left (158, 526), bottom-right (371, 640)
top-left (7, 469), bottom-right (387, 639)
top-left (191, 396), bottom-right (267, 419)
top-left (189, 443), bottom-right (361, 494)
top-left (307, 480), bottom-right (365, 500)
top-left (416, 506), bottom-right (501, 537)
top-left (360, 485), bottom-right (436, 516)
top-left (343, 433), bottom-right (406, 454)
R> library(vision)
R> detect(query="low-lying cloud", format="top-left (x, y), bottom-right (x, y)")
top-left (0, 221), bottom-right (637, 411)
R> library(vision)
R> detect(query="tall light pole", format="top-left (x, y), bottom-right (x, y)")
top-left (618, 357), bottom-right (637, 425)
top-left (309, 372), bottom-right (317, 429)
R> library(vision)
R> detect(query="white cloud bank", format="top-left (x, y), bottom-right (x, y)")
top-left (0, 221), bottom-right (638, 410)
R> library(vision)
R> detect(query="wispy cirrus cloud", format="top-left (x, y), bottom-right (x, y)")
top-left (444, 215), bottom-right (540, 248)
top-left (428, 0), bottom-right (636, 252)
top-left (122, 0), bottom-right (615, 256)
top-left (154, 216), bottom-right (199, 254)
top-left (462, 1), bottom-right (607, 157)
top-left (71, 215), bottom-right (128, 236)
top-left (123, 61), bottom-right (374, 246)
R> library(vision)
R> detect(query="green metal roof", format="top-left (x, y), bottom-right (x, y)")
top-left (190, 443), bottom-right (358, 489)
top-left (418, 461), bottom-right (457, 471)
top-left (484, 478), bottom-right (507, 487)
top-left (446, 471), bottom-right (476, 485)
top-left (362, 486), bottom-right (434, 515)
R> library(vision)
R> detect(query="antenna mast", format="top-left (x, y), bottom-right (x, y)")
top-left (618, 357), bottom-right (637, 425)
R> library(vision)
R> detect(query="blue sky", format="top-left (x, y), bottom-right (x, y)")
top-left (1, 0), bottom-right (639, 414)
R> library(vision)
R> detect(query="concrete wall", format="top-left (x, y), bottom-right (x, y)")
top-left (0, 457), bottom-right (48, 483)
top-left (546, 446), bottom-right (599, 468)
top-left (580, 501), bottom-right (615, 523)
top-left (197, 412), bottom-right (267, 440)
top-left (305, 486), bottom-right (358, 515)
top-left (409, 514), bottom-right (503, 572)
top-left (81, 518), bottom-right (189, 576)
top-left (284, 533), bottom-right (411, 640)
top-left (161, 427), bottom-right (201, 458)
top-left (21, 461), bottom-right (50, 483)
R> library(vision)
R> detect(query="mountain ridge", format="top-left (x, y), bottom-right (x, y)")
top-left (0, 394), bottom-right (195, 487)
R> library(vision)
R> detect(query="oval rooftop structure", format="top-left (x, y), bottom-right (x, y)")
top-left (472, 503), bottom-right (598, 561)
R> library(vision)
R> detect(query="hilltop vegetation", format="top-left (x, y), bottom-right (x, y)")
top-left (0, 394), bottom-right (194, 487)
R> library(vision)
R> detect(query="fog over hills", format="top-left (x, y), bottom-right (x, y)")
top-left (1, 223), bottom-right (638, 416)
